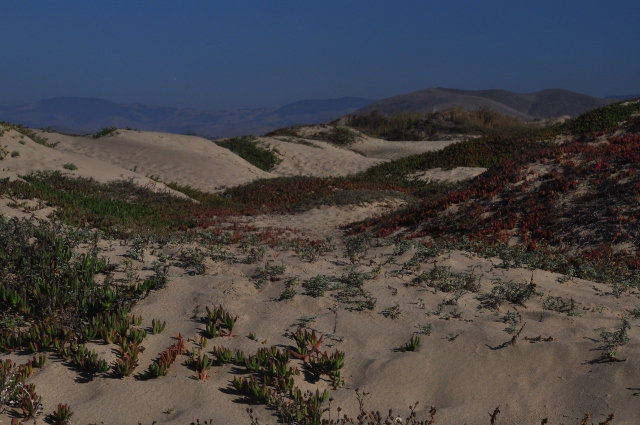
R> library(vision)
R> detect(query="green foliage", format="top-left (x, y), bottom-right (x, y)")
top-left (542, 295), bottom-right (579, 316)
top-left (204, 305), bottom-right (238, 336)
top-left (62, 163), bottom-right (78, 170)
top-left (411, 265), bottom-right (481, 293)
top-left (51, 403), bottom-right (74, 425)
top-left (486, 278), bottom-right (538, 309)
top-left (502, 311), bottom-right (522, 334)
top-left (253, 261), bottom-right (286, 287)
top-left (599, 319), bottom-right (631, 361)
top-left (92, 127), bottom-right (118, 139)
top-left (151, 319), bottom-right (166, 335)
top-left (177, 247), bottom-right (206, 275)
top-left (563, 98), bottom-right (640, 134)
top-left (318, 127), bottom-right (359, 146)
top-left (0, 217), bottom-right (111, 330)
top-left (343, 234), bottom-right (372, 264)
top-left (0, 121), bottom-right (57, 147)
top-left (302, 275), bottom-right (332, 297)
top-left (215, 136), bottom-right (282, 171)
top-left (400, 335), bottom-right (420, 352)
top-left (344, 107), bottom-right (530, 141)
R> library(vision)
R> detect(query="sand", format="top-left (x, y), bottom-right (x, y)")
top-left (36, 130), bottom-right (273, 192)
top-left (0, 130), bottom-right (187, 197)
top-left (410, 167), bottom-right (488, 183)
top-left (1, 126), bottom-right (637, 425)
top-left (262, 137), bottom-right (383, 178)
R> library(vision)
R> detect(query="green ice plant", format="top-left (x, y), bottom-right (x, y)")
top-left (400, 335), bottom-right (421, 352)
top-left (51, 403), bottom-right (74, 425)
top-left (151, 319), bottom-right (166, 334)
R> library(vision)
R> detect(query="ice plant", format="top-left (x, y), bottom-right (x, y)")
top-left (52, 403), bottom-right (74, 425)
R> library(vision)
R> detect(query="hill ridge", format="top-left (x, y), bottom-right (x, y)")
top-left (356, 87), bottom-right (614, 120)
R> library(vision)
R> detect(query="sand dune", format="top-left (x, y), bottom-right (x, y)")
top-left (37, 130), bottom-right (274, 192)
top-left (5, 124), bottom-right (637, 425)
top-left (0, 129), bottom-right (187, 196)
top-left (411, 166), bottom-right (487, 183)
top-left (262, 137), bottom-right (383, 177)
top-left (2, 231), bottom-right (637, 424)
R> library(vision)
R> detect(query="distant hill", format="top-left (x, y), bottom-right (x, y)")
top-left (0, 96), bottom-right (373, 137)
top-left (355, 88), bottom-right (614, 120)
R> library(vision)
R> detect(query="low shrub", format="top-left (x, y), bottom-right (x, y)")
top-left (215, 136), bottom-right (282, 171)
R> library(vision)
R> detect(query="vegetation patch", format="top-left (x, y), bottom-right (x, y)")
top-left (342, 107), bottom-right (531, 141)
top-left (92, 127), bottom-right (119, 139)
top-left (0, 122), bottom-right (58, 147)
top-left (215, 136), bottom-right (282, 171)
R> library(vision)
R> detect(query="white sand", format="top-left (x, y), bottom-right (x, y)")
top-left (37, 130), bottom-right (273, 192)
top-left (410, 167), bottom-right (487, 183)
top-left (1, 127), bottom-right (635, 425)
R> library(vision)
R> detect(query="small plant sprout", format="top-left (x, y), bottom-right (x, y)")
top-left (599, 319), bottom-right (631, 362)
top-left (295, 315), bottom-right (317, 329)
top-left (152, 319), bottom-right (166, 334)
top-left (204, 305), bottom-right (238, 336)
top-left (502, 311), bottom-right (522, 334)
top-left (382, 303), bottom-right (402, 319)
top-left (51, 403), bottom-right (74, 425)
top-left (63, 163), bottom-right (78, 170)
top-left (247, 332), bottom-right (257, 341)
top-left (416, 323), bottom-right (432, 335)
top-left (401, 335), bottom-right (421, 352)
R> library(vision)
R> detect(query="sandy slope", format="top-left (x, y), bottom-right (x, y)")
top-left (261, 137), bottom-right (383, 178)
top-left (411, 166), bottom-right (487, 183)
top-left (6, 127), bottom-right (636, 424)
top-left (37, 130), bottom-right (274, 192)
top-left (350, 136), bottom-right (461, 160)
top-left (0, 130), bottom-right (183, 193)
top-left (1, 221), bottom-right (638, 425)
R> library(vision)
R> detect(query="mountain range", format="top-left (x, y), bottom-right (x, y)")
top-left (0, 88), bottom-right (626, 138)
top-left (354, 88), bottom-right (615, 120)
top-left (0, 97), bottom-right (373, 138)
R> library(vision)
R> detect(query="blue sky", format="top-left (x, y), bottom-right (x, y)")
top-left (2, 0), bottom-right (639, 110)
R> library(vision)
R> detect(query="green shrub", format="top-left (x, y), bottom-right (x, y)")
top-left (215, 136), bottom-right (282, 171)
top-left (563, 98), bottom-right (640, 134)
top-left (343, 107), bottom-right (530, 141)
top-left (0, 121), bottom-right (57, 147)
top-left (92, 127), bottom-right (118, 139)
top-left (63, 163), bottom-right (78, 170)
top-left (322, 127), bottom-right (359, 146)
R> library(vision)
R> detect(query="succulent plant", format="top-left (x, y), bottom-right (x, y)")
top-left (212, 346), bottom-right (232, 365)
top-left (190, 353), bottom-right (213, 372)
top-left (51, 403), bottom-right (74, 425)
top-left (244, 355), bottom-right (261, 372)
top-left (233, 349), bottom-right (245, 365)
top-left (20, 383), bottom-right (42, 419)
top-left (127, 327), bottom-right (147, 345)
top-left (205, 322), bottom-right (220, 339)
top-left (114, 355), bottom-right (136, 377)
top-left (32, 354), bottom-right (46, 369)
top-left (401, 335), bottom-right (421, 352)
top-left (151, 319), bottom-right (166, 335)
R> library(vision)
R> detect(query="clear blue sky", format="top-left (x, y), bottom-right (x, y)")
top-left (2, 0), bottom-right (639, 110)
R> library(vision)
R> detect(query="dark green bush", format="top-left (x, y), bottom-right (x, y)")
top-left (92, 127), bottom-right (118, 139)
top-left (215, 136), bottom-right (282, 171)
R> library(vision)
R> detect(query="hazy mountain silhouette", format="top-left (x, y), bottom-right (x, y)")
top-left (0, 96), bottom-right (373, 137)
top-left (354, 88), bottom-right (614, 120)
